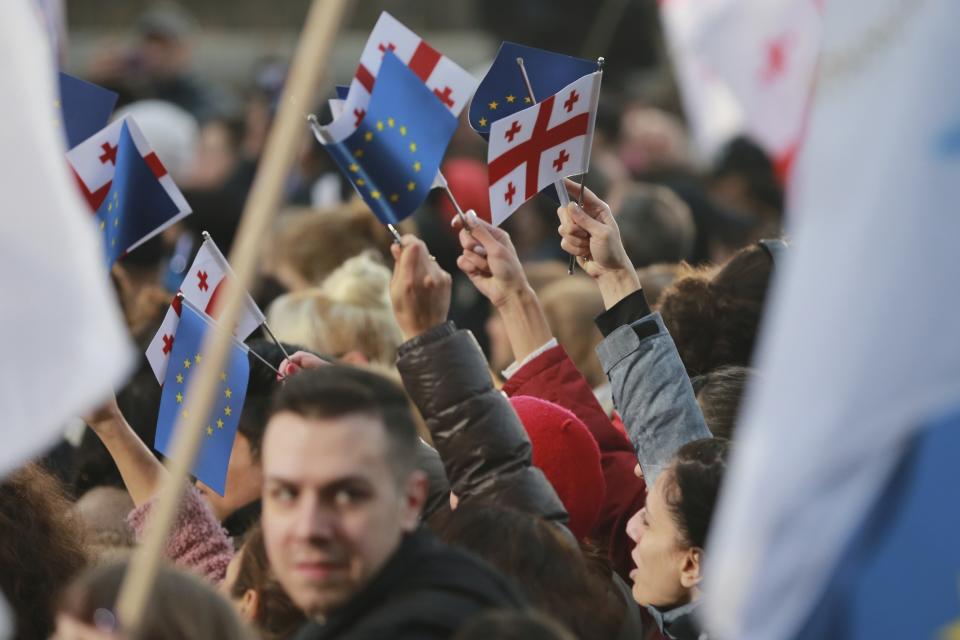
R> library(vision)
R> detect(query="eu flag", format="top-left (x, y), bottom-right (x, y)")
top-left (95, 121), bottom-right (181, 266)
top-left (323, 51), bottom-right (458, 226)
top-left (154, 301), bottom-right (250, 496)
top-left (469, 42), bottom-right (598, 138)
top-left (57, 72), bottom-right (118, 150)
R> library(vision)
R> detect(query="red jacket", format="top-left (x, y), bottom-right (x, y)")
top-left (502, 344), bottom-right (647, 581)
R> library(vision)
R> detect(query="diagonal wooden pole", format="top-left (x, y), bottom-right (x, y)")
top-left (115, 0), bottom-right (353, 634)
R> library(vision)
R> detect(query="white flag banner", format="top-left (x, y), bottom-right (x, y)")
top-left (704, 1), bottom-right (960, 638)
top-left (0, 1), bottom-right (132, 475)
top-left (146, 237), bottom-right (265, 382)
top-left (318, 11), bottom-right (477, 144)
top-left (486, 71), bottom-right (602, 226)
top-left (660, 0), bottom-right (822, 167)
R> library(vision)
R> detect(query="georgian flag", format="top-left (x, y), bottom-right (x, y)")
top-left (486, 71), bottom-right (601, 226)
top-left (66, 116), bottom-right (190, 218)
top-left (146, 237), bottom-right (265, 383)
top-left (318, 11), bottom-right (477, 144)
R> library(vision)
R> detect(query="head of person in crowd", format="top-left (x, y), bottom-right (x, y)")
top-left (261, 365), bottom-right (427, 617)
top-left (224, 523), bottom-right (306, 639)
top-left (135, 2), bottom-right (197, 83)
top-left (658, 242), bottom-right (777, 376)
top-left (453, 610), bottom-right (577, 640)
top-left (186, 115), bottom-right (245, 191)
top-left (0, 464), bottom-right (88, 640)
top-left (434, 504), bottom-right (624, 640)
top-left (264, 202), bottom-right (395, 292)
top-left (618, 106), bottom-right (694, 177)
top-left (72, 486), bottom-right (135, 559)
top-left (484, 260), bottom-right (568, 375)
top-left (195, 340), bottom-right (291, 530)
top-left (637, 262), bottom-right (685, 308)
top-left (266, 253), bottom-right (403, 367)
top-left (539, 276), bottom-right (607, 391)
top-left (509, 396), bottom-right (605, 539)
top-left (56, 560), bottom-right (255, 640)
top-left (709, 135), bottom-right (784, 231)
top-left (626, 438), bottom-right (729, 608)
top-left (608, 181), bottom-right (696, 268)
top-left (691, 365), bottom-right (758, 440)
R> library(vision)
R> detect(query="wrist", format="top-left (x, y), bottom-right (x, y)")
top-left (496, 287), bottom-right (553, 363)
top-left (596, 268), bottom-right (642, 309)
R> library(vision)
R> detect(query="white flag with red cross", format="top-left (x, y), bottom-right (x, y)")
top-left (146, 236), bottom-right (265, 383)
top-left (318, 11), bottom-right (478, 144)
top-left (660, 0), bottom-right (822, 176)
top-left (486, 71), bottom-right (602, 226)
top-left (65, 115), bottom-right (191, 217)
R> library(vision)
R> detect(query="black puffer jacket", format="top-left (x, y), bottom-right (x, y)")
top-left (397, 322), bottom-right (567, 523)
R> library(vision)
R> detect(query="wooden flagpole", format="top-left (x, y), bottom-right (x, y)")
top-left (114, 0), bottom-right (353, 633)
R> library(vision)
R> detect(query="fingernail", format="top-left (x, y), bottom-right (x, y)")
top-left (467, 210), bottom-right (479, 225)
top-left (473, 245), bottom-right (487, 257)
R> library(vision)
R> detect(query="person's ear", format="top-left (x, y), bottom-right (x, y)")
top-left (239, 589), bottom-right (259, 623)
top-left (679, 547), bottom-right (704, 589)
top-left (399, 470), bottom-right (428, 531)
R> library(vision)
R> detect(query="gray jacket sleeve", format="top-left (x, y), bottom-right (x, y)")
top-left (596, 312), bottom-right (711, 485)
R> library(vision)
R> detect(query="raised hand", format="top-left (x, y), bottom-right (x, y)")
top-left (453, 211), bottom-right (529, 309)
top-left (556, 179), bottom-right (641, 308)
top-left (389, 235), bottom-right (453, 340)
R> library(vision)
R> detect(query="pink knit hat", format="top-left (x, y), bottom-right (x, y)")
top-left (509, 395), bottom-right (606, 540)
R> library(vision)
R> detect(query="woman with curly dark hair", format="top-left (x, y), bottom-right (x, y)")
top-left (0, 464), bottom-right (89, 639)
top-left (658, 243), bottom-right (777, 376)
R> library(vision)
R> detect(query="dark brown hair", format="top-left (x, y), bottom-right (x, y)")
top-left (0, 464), bottom-right (89, 640)
top-left (59, 560), bottom-right (255, 640)
top-left (662, 438), bottom-right (730, 549)
top-left (433, 504), bottom-right (624, 640)
top-left (231, 524), bottom-right (306, 639)
top-left (453, 610), bottom-right (576, 640)
top-left (691, 365), bottom-right (757, 440)
top-left (268, 365), bottom-right (419, 479)
top-left (659, 244), bottom-right (774, 376)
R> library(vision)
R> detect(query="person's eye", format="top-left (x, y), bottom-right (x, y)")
top-left (334, 486), bottom-right (370, 508)
top-left (270, 485), bottom-right (297, 504)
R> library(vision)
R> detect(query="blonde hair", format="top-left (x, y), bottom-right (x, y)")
top-left (264, 253), bottom-right (403, 366)
top-left (539, 276), bottom-right (606, 389)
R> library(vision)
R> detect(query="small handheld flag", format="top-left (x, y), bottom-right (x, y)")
top-left (316, 11), bottom-right (477, 144)
top-left (469, 42), bottom-right (598, 138)
top-left (56, 72), bottom-right (118, 150)
top-left (320, 51), bottom-right (458, 226)
top-left (146, 235), bottom-right (266, 383)
top-left (486, 71), bottom-right (602, 225)
top-left (155, 300), bottom-right (250, 496)
top-left (95, 120), bottom-right (191, 266)
top-left (66, 116), bottom-right (191, 214)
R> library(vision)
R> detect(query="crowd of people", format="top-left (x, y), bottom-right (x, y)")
top-left (0, 3), bottom-right (792, 639)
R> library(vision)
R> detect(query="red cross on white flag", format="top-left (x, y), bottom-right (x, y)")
top-left (65, 116), bottom-right (188, 215)
top-left (146, 236), bottom-right (265, 383)
top-left (486, 71), bottom-right (602, 226)
top-left (317, 11), bottom-right (478, 144)
top-left (660, 0), bottom-right (822, 178)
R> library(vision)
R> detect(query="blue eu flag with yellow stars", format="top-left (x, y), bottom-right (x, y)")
top-left (57, 72), bottom-right (117, 150)
top-left (469, 42), bottom-right (597, 139)
top-left (154, 300), bottom-right (250, 496)
top-left (95, 121), bottom-right (181, 266)
top-left (323, 51), bottom-right (458, 226)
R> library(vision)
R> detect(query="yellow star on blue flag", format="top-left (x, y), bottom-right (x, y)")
top-left (322, 51), bottom-right (458, 226)
top-left (154, 299), bottom-right (250, 495)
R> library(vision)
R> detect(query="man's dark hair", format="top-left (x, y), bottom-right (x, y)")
top-left (663, 438), bottom-right (730, 550)
top-left (268, 365), bottom-right (419, 478)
